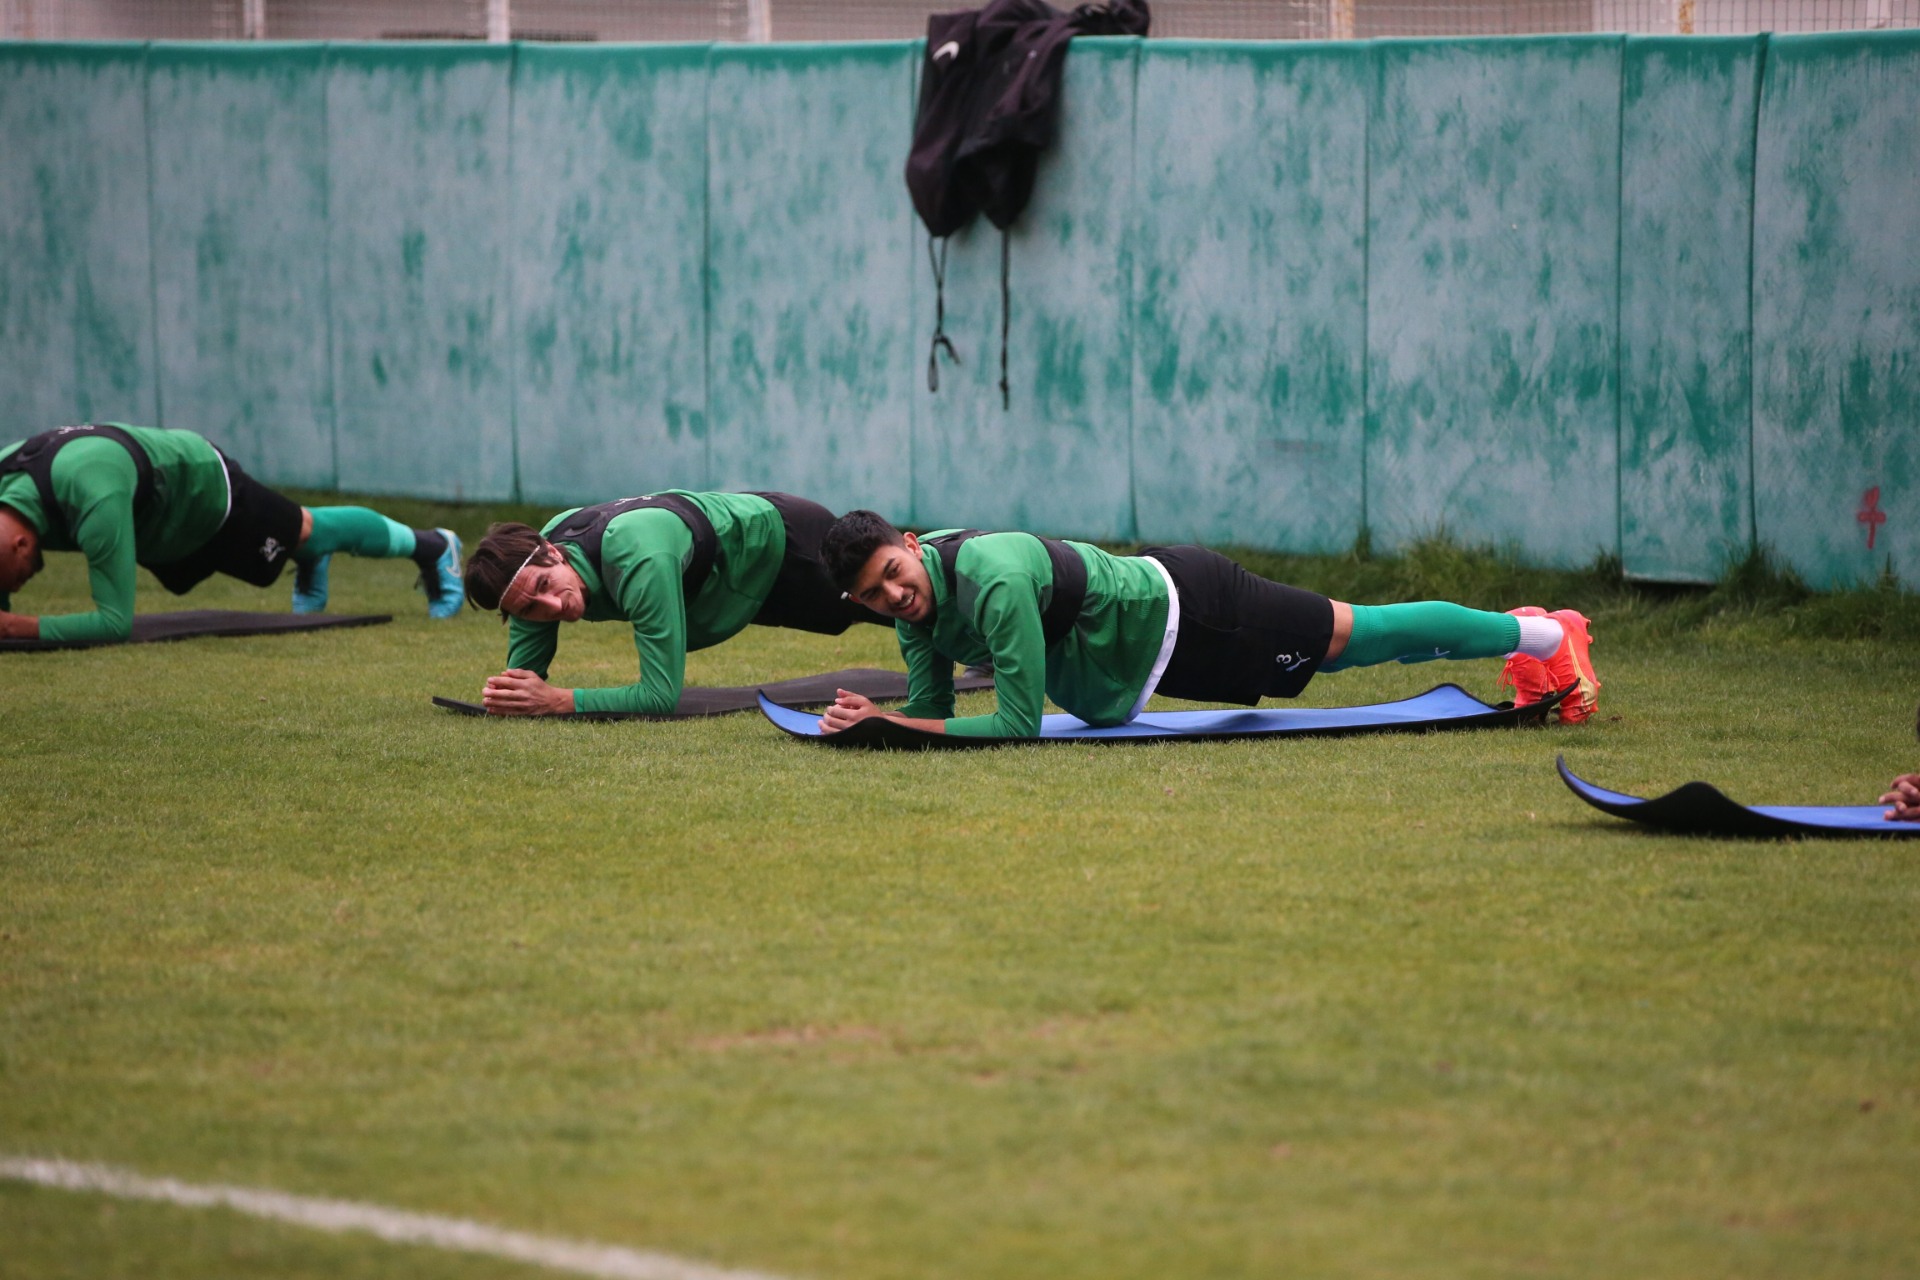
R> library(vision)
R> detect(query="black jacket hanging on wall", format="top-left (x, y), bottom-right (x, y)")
top-left (905, 0), bottom-right (1150, 406)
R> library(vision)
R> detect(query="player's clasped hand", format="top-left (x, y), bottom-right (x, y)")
top-left (1879, 773), bottom-right (1920, 822)
top-left (483, 668), bottom-right (574, 716)
top-left (819, 689), bottom-right (882, 734)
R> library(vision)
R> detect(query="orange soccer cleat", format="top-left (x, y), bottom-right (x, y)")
top-left (1542, 608), bottom-right (1601, 724)
top-left (1499, 607), bottom-right (1601, 723)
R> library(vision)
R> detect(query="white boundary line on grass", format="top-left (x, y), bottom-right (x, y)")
top-left (0, 1156), bottom-right (796, 1280)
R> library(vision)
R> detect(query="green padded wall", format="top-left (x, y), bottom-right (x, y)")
top-left (0, 43), bottom-right (158, 436)
top-left (912, 37), bottom-right (1140, 540)
top-left (706, 42), bottom-right (918, 519)
top-left (5, 33), bottom-right (1919, 580)
top-left (147, 43), bottom-right (335, 487)
top-left (1367, 36), bottom-right (1624, 568)
top-left (510, 44), bottom-right (710, 504)
top-left (1133, 40), bottom-right (1368, 554)
top-left (1618, 37), bottom-right (1762, 583)
top-left (326, 44), bottom-right (516, 501)
top-left (1752, 32), bottom-right (1920, 588)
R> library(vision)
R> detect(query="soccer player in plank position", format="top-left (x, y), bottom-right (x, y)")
top-left (0, 423), bottom-right (462, 643)
top-left (461, 491), bottom-right (884, 716)
top-left (815, 511), bottom-right (1600, 738)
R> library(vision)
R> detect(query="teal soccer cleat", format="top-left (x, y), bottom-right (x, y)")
top-left (291, 555), bottom-right (331, 614)
top-left (423, 528), bottom-right (464, 619)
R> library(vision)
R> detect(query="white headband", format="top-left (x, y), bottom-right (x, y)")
top-left (502, 542), bottom-right (548, 604)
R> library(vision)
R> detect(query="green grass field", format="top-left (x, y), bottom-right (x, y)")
top-left (3, 494), bottom-right (1918, 1279)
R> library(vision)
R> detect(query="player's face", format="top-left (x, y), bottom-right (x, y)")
top-left (847, 533), bottom-right (932, 624)
top-left (0, 510), bottom-right (42, 593)
top-left (499, 551), bottom-right (588, 623)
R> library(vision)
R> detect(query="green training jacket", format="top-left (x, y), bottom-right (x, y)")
top-left (0, 425), bottom-right (232, 644)
top-left (896, 531), bottom-right (1171, 737)
top-left (505, 491), bottom-right (785, 715)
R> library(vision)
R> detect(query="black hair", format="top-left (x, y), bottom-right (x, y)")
top-left (463, 521), bottom-right (563, 615)
top-left (820, 509), bottom-right (907, 591)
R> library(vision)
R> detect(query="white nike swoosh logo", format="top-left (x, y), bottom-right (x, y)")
top-left (934, 40), bottom-right (960, 62)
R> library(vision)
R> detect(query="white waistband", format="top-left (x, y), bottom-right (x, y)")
top-left (1125, 555), bottom-right (1182, 723)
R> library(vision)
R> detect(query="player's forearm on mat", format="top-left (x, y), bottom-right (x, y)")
top-left (572, 671), bottom-right (680, 716)
top-left (38, 558), bottom-right (136, 643)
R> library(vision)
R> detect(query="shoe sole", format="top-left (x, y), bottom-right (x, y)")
top-left (1548, 609), bottom-right (1600, 724)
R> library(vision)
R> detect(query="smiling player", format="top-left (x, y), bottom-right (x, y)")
top-left (814, 510), bottom-right (1600, 738)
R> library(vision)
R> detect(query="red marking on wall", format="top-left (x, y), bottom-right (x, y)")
top-left (1858, 486), bottom-right (1887, 551)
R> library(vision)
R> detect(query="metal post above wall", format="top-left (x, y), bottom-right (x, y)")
top-left (487, 0), bottom-right (509, 41)
top-left (747, 0), bottom-right (771, 41)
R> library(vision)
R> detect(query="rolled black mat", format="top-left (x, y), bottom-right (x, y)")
top-left (434, 667), bottom-right (995, 720)
top-left (0, 610), bottom-right (392, 652)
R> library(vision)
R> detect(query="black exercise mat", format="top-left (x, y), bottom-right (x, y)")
top-left (434, 667), bottom-right (995, 720)
top-left (762, 681), bottom-right (1570, 749)
top-left (0, 610), bottom-right (392, 652)
top-left (1558, 756), bottom-right (1920, 839)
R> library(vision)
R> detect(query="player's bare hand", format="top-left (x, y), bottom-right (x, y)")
top-left (0, 610), bottom-right (40, 640)
top-left (1879, 773), bottom-right (1920, 821)
top-left (819, 688), bottom-right (879, 733)
top-left (484, 668), bottom-right (573, 716)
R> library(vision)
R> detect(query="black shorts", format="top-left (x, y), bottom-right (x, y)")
top-left (144, 455), bottom-right (304, 595)
top-left (747, 491), bottom-right (890, 634)
top-left (1143, 545), bottom-right (1333, 704)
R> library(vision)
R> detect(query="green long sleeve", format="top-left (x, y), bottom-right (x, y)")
top-left (942, 571), bottom-right (1049, 739)
top-left (40, 462), bottom-right (140, 645)
top-left (574, 526), bottom-right (696, 716)
top-left (897, 620), bottom-right (957, 720)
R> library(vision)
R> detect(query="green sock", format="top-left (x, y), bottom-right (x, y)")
top-left (298, 507), bottom-right (416, 562)
top-left (1322, 602), bottom-right (1520, 671)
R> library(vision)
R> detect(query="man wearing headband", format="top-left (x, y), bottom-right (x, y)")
top-left (0, 423), bottom-right (462, 643)
top-left (814, 510), bottom-right (1601, 738)
top-left (461, 491), bottom-right (882, 715)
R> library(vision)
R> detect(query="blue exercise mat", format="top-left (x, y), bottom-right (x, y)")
top-left (761, 682), bottom-right (1566, 749)
top-left (1557, 756), bottom-right (1920, 838)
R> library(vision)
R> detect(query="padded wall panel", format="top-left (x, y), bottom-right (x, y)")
top-left (1367, 36), bottom-right (1623, 567)
top-left (911, 38), bottom-right (1140, 540)
top-left (147, 44), bottom-right (335, 487)
top-left (511, 44), bottom-right (711, 505)
top-left (326, 44), bottom-right (515, 501)
top-left (1618, 36), bottom-right (1762, 583)
top-left (0, 43), bottom-right (157, 435)
top-left (1132, 41), bottom-right (1367, 553)
top-left (1752, 32), bottom-right (1920, 588)
top-left (705, 43), bottom-right (917, 517)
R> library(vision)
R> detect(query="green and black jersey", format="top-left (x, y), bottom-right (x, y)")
top-left (0, 425), bottom-right (231, 645)
top-left (896, 531), bottom-right (1173, 737)
top-left (505, 491), bottom-right (787, 715)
